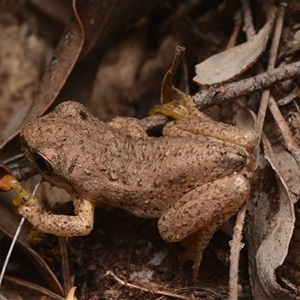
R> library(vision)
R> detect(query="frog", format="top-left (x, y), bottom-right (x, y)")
top-left (11, 100), bottom-right (258, 276)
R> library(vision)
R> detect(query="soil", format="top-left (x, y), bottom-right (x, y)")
top-left (67, 206), bottom-right (252, 299)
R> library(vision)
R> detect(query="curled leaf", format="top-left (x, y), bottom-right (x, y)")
top-left (193, 5), bottom-right (277, 85)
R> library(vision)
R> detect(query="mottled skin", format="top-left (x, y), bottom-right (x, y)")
top-left (16, 101), bottom-right (258, 275)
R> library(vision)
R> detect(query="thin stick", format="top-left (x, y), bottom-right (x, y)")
top-left (100, 270), bottom-right (192, 300)
top-left (277, 86), bottom-right (298, 106)
top-left (255, 3), bottom-right (286, 138)
top-left (241, 0), bottom-right (256, 38)
top-left (268, 95), bottom-right (300, 169)
top-left (228, 2), bottom-right (257, 298)
top-left (0, 180), bottom-right (42, 287)
top-left (229, 4), bottom-right (285, 300)
top-left (193, 60), bottom-right (299, 110)
top-left (229, 204), bottom-right (247, 300)
top-left (227, 10), bottom-right (242, 49)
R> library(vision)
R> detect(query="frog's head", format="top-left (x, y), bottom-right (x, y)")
top-left (20, 101), bottom-right (91, 193)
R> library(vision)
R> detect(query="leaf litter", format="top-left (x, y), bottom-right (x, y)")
top-left (1, 1), bottom-right (300, 299)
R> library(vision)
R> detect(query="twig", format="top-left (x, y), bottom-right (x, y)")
top-left (277, 86), bottom-right (298, 106)
top-left (241, 0), bottom-right (256, 38)
top-left (193, 60), bottom-right (300, 110)
top-left (228, 3), bottom-right (257, 298)
top-left (142, 57), bottom-right (300, 132)
top-left (268, 95), bottom-right (300, 168)
top-left (3, 154), bottom-right (36, 181)
top-left (229, 204), bottom-right (247, 300)
top-left (255, 3), bottom-right (286, 138)
top-left (0, 179), bottom-right (42, 287)
top-left (226, 10), bottom-right (242, 49)
top-left (140, 114), bottom-right (168, 132)
top-left (99, 270), bottom-right (192, 300)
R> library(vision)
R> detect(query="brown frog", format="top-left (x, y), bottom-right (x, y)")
top-left (11, 100), bottom-right (258, 275)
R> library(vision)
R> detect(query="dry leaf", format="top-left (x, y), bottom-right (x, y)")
top-left (193, 5), bottom-right (276, 85)
top-left (0, 12), bottom-right (50, 151)
top-left (245, 136), bottom-right (298, 299)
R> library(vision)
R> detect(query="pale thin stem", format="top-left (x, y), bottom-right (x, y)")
top-left (229, 204), bottom-right (247, 300)
top-left (193, 60), bottom-right (300, 110)
top-left (255, 4), bottom-right (286, 139)
top-left (229, 4), bottom-right (285, 300)
top-left (0, 180), bottom-right (42, 287)
top-left (241, 0), bottom-right (256, 38)
top-left (227, 10), bottom-right (242, 49)
top-left (268, 95), bottom-right (300, 168)
top-left (99, 270), bottom-right (192, 300)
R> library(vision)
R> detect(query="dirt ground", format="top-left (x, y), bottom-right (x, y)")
top-left (67, 206), bottom-right (251, 299)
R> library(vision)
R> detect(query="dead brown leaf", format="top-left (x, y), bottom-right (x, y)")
top-left (245, 138), bottom-right (298, 299)
top-left (193, 4), bottom-right (276, 85)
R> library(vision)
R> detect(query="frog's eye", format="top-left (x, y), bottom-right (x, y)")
top-left (34, 154), bottom-right (53, 174)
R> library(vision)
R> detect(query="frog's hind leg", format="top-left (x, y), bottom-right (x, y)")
top-left (157, 174), bottom-right (250, 277)
top-left (162, 118), bottom-right (258, 149)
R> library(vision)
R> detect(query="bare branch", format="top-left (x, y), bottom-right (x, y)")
top-left (255, 3), bottom-right (286, 137)
top-left (193, 60), bottom-right (300, 110)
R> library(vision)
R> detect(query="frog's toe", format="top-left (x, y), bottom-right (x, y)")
top-left (179, 229), bottom-right (214, 278)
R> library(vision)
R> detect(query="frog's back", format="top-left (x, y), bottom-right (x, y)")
top-left (20, 101), bottom-right (249, 219)
top-left (96, 135), bottom-right (247, 218)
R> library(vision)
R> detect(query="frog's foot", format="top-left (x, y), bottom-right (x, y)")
top-left (179, 229), bottom-right (215, 278)
top-left (158, 174), bottom-right (250, 276)
top-left (11, 178), bottom-right (94, 236)
top-left (149, 94), bottom-right (208, 121)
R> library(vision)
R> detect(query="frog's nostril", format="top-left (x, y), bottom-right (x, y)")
top-left (34, 154), bottom-right (53, 174)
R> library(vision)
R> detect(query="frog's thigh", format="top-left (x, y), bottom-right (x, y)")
top-left (158, 174), bottom-right (250, 243)
top-left (19, 195), bottom-right (94, 236)
top-left (163, 118), bottom-right (258, 148)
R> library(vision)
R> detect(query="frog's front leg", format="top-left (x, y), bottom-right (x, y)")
top-left (157, 173), bottom-right (250, 276)
top-left (11, 179), bottom-right (94, 236)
